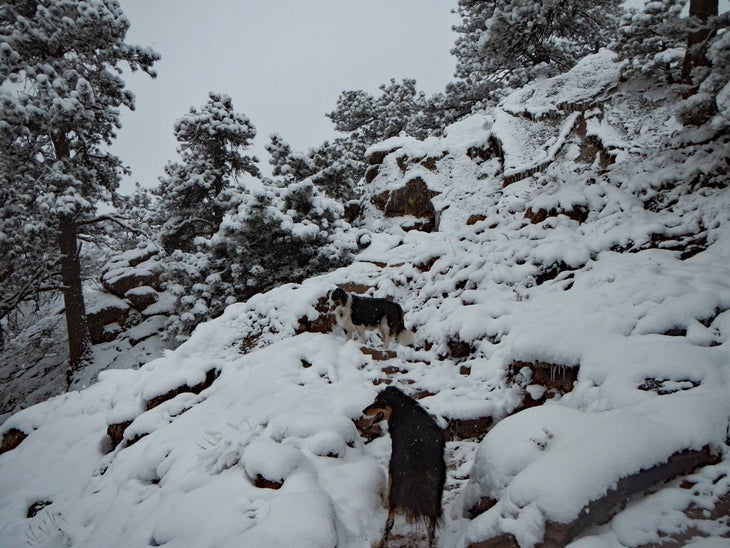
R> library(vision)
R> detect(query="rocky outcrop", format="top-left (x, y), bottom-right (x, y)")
top-left (371, 177), bottom-right (440, 232)
top-left (101, 244), bottom-right (162, 298)
top-left (86, 294), bottom-right (131, 344)
top-left (469, 446), bottom-right (720, 548)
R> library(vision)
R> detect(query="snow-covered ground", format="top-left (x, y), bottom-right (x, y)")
top-left (1, 52), bottom-right (729, 547)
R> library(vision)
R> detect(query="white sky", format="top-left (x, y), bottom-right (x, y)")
top-left (112, 0), bottom-right (459, 193)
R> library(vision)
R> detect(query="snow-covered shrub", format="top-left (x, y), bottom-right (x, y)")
top-left (164, 180), bottom-right (356, 340)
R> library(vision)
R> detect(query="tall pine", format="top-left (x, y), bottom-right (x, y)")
top-left (0, 0), bottom-right (158, 380)
top-left (156, 92), bottom-right (259, 253)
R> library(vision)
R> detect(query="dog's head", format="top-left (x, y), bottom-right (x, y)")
top-left (329, 287), bottom-right (348, 308)
top-left (362, 386), bottom-right (406, 423)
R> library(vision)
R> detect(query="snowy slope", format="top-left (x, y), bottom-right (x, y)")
top-left (2, 53), bottom-right (730, 547)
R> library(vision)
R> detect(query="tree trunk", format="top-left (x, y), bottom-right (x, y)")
top-left (681, 0), bottom-right (718, 83)
top-left (58, 214), bottom-right (92, 386)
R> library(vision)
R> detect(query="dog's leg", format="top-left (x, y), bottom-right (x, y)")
top-left (379, 317), bottom-right (391, 348)
top-left (427, 518), bottom-right (437, 548)
top-left (381, 510), bottom-right (395, 548)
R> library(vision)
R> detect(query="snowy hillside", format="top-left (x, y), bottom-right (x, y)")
top-left (1, 52), bottom-right (730, 547)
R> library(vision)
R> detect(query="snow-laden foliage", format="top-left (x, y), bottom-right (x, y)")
top-left (617, 0), bottom-right (729, 102)
top-left (0, 0), bottom-right (158, 367)
top-left (265, 133), bottom-right (363, 202)
top-left (164, 179), bottom-right (357, 340)
top-left (156, 92), bottom-right (260, 253)
top-left (451, 0), bottom-right (621, 103)
top-left (329, 78), bottom-right (431, 142)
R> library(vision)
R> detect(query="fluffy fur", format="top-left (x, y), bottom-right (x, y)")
top-left (329, 288), bottom-right (414, 347)
top-left (363, 386), bottom-right (445, 547)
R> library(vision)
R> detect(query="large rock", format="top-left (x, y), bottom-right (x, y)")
top-left (85, 293), bottom-right (131, 344)
top-left (371, 176), bottom-right (440, 232)
top-left (101, 244), bottom-right (162, 298)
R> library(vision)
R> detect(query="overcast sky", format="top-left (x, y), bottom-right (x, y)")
top-left (112, 0), bottom-right (459, 193)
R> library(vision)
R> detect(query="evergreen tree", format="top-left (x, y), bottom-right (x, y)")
top-left (617, 0), bottom-right (728, 124)
top-left (328, 78), bottom-right (428, 143)
top-left (0, 0), bottom-right (158, 378)
top-left (452, 0), bottom-right (621, 101)
top-left (265, 134), bottom-right (363, 202)
top-left (156, 92), bottom-right (259, 253)
top-left (616, 0), bottom-right (689, 82)
top-left (165, 180), bottom-right (356, 339)
top-left (266, 133), bottom-right (316, 184)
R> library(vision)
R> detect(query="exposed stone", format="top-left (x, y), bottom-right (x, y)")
top-left (295, 295), bottom-right (334, 335)
top-left (524, 204), bottom-right (589, 225)
top-left (365, 165), bottom-right (380, 184)
top-left (371, 177), bottom-right (440, 232)
top-left (101, 246), bottom-right (162, 298)
top-left (126, 315), bottom-right (167, 346)
top-left (124, 286), bottom-right (159, 311)
top-left (365, 146), bottom-right (401, 167)
top-left (447, 337), bottom-right (474, 359)
top-left (0, 427), bottom-right (27, 455)
top-left (467, 214), bottom-right (487, 226)
top-left (539, 446), bottom-right (720, 547)
top-left (470, 447), bottom-right (720, 547)
top-left (469, 534), bottom-right (520, 548)
top-left (144, 368), bottom-right (220, 411)
top-left (467, 144), bottom-right (491, 162)
top-left (638, 377), bottom-right (700, 395)
top-left (86, 295), bottom-right (130, 344)
top-left (444, 416), bottom-right (494, 442)
top-left (344, 200), bottom-right (361, 223)
top-left (507, 360), bottom-right (580, 395)
top-left (361, 347), bottom-right (398, 361)
top-left (414, 256), bottom-right (439, 272)
top-left (254, 474), bottom-right (284, 490)
top-left (27, 500), bottom-right (52, 518)
top-left (465, 495), bottom-right (499, 520)
top-left (534, 261), bottom-right (578, 286)
top-left (420, 155), bottom-right (444, 171)
top-left (106, 420), bottom-right (132, 451)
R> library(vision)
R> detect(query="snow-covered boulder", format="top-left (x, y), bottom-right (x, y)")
top-left (101, 244), bottom-right (162, 297)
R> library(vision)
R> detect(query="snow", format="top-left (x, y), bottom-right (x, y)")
top-left (2, 49), bottom-right (730, 547)
top-left (498, 50), bottom-right (624, 119)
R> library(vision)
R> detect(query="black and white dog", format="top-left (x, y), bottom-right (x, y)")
top-left (329, 288), bottom-right (414, 347)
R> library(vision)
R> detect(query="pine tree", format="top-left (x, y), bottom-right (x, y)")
top-left (164, 180), bottom-right (356, 340)
top-left (265, 134), bottom-right (363, 202)
top-left (266, 133), bottom-right (316, 184)
top-left (328, 78), bottom-right (428, 143)
top-left (452, 0), bottom-right (621, 100)
top-left (681, 0), bottom-right (719, 83)
top-left (616, 0), bottom-right (688, 82)
top-left (0, 0), bottom-right (158, 379)
top-left (156, 92), bottom-right (259, 253)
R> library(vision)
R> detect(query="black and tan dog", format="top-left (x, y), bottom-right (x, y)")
top-left (363, 386), bottom-right (445, 548)
top-left (329, 288), bottom-right (414, 348)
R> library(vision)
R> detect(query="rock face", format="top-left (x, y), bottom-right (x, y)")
top-left (101, 244), bottom-right (162, 298)
top-left (371, 177), bottom-right (440, 232)
top-left (91, 245), bottom-right (170, 346)
top-left (468, 446), bottom-right (720, 548)
top-left (86, 294), bottom-right (131, 344)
